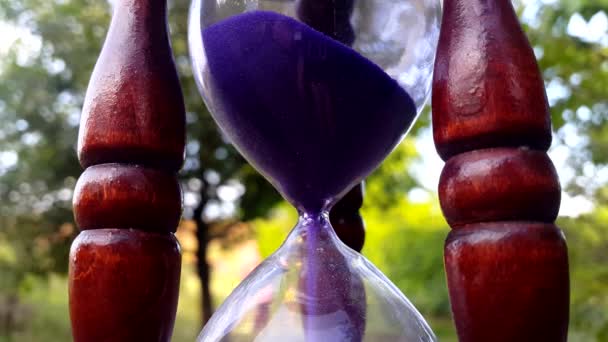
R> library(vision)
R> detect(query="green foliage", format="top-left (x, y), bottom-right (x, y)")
top-left (0, 0), bottom-right (277, 296)
top-left (522, 0), bottom-right (608, 194)
top-left (0, 0), bottom-right (107, 291)
top-left (361, 199), bottom-right (449, 318)
top-left (522, 3), bottom-right (608, 339)
top-left (0, 0), bottom-right (278, 336)
top-left (252, 202), bottom-right (298, 258)
top-left (559, 190), bottom-right (608, 341)
top-left (0, 269), bottom-right (205, 342)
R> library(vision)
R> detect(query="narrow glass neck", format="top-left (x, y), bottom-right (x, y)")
top-left (297, 210), bottom-right (333, 234)
top-left (292, 198), bottom-right (334, 217)
top-left (299, 210), bottom-right (330, 223)
top-left (296, 211), bottom-right (342, 250)
top-left (283, 211), bottom-right (335, 245)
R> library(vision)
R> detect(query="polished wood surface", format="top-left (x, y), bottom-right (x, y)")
top-left (77, 0), bottom-right (185, 171)
top-left (331, 183), bottom-right (365, 252)
top-left (433, 0), bottom-right (551, 161)
top-left (73, 164), bottom-right (182, 233)
top-left (439, 148), bottom-right (560, 227)
top-left (432, 0), bottom-right (569, 340)
top-left (445, 223), bottom-right (569, 342)
top-left (69, 0), bottom-right (185, 340)
top-left (69, 229), bottom-right (181, 341)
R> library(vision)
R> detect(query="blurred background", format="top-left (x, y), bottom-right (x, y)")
top-left (0, 0), bottom-right (606, 341)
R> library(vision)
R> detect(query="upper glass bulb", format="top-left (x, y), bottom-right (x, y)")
top-left (190, 0), bottom-right (440, 114)
top-left (188, 0), bottom-right (441, 211)
top-left (188, 1), bottom-right (441, 341)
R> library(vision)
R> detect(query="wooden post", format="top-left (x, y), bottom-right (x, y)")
top-left (296, 0), bottom-right (355, 46)
top-left (69, 0), bottom-right (185, 340)
top-left (432, 0), bottom-right (570, 341)
top-left (331, 183), bottom-right (365, 252)
top-left (295, 0), bottom-right (365, 253)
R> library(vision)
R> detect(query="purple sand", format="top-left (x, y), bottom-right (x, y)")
top-left (246, 215), bottom-right (367, 341)
top-left (200, 11), bottom-right (417, 213)
top-left (299, 215), bottom-right (366, 341)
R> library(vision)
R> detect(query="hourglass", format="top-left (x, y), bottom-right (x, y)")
top-left (67, 0), bottom-right (571, 340)
top-left (188, 0), bottom-right (441, 340)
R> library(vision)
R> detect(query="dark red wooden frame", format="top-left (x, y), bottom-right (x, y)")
top-left (432, 0), bottom-right (569, 341)
top-left (68, 0), bottom-right (570, 340)
top-left (69, 0), bottom-right (185, 340)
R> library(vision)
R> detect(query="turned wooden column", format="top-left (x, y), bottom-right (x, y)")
top-left (69, 0), bottom-right (186, 340)
top-left (295, 0), bottom-right (365, 252)
top-left (296, 0), bottom-right (355, 46)
top-left (432, 0), bottom-right (569, 341)
top-left (331, 183), bottom-right (365, 252)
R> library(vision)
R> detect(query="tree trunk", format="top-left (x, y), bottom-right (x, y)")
top-left (193, 187), bottom-right (213, 326)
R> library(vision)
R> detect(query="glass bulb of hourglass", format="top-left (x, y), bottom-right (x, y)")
top-left (199, 213), bottom-right (435, 341)
top-left (190, 0), bottom-right (440, 115)
top-left (188, 1), bottom-right (440, 341)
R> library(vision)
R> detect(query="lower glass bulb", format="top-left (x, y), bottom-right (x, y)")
top-left (198, 213), bottom-right (436, 342)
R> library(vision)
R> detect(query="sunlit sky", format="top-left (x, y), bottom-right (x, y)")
top-left (0, 22), bottom-right (19, 55)
top-left (0, 1), bottom-right (606, 218)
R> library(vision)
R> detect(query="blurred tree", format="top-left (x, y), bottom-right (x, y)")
top-left (0, 0), bottom-right (280, 330)
top-left (522, 2), bottom-right (608, 338)
top-left (170, 0), bottom-right (281, 324)
top-left (0, 0), bottom-right (108, 335)
top-left (522, 0), bottom-right (608, 195)
top-left (558, 205), bottom-right (608, 341)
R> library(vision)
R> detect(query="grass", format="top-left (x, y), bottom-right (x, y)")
top-left (0, 273), bottom-right (458, 342)
top-left (0, 239), bottom-right (460, 341)
top-left (0, 269), bottom-right (204, 342)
